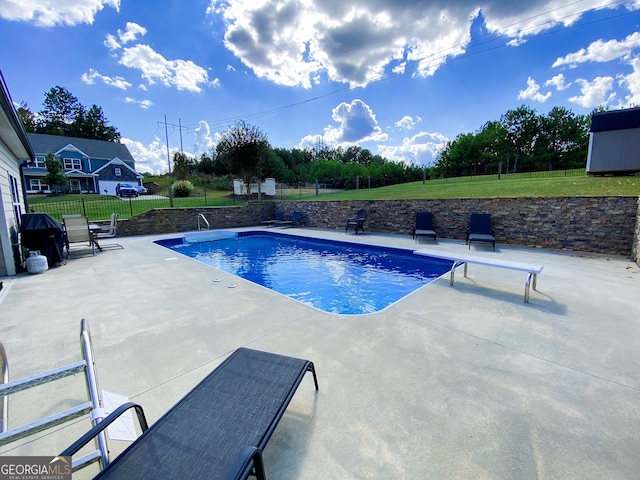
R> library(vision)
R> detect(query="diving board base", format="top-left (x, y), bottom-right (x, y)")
top-left (414, 249), bottom-right (543, 302)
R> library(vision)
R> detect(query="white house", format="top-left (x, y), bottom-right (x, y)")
top-left (0, 71), bottom-right (33, 276)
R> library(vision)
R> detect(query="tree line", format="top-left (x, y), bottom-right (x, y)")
top-left (174, 105), bottom-right (592, 192)
top-left (17, 86), bottom-right (121, 142)
top-left (432, 105), bottom-right (591, 178)
top-left (19, 86), bottom-right (593, 194)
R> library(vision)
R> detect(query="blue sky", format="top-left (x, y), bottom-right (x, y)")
top-left (1, 0), bottom-right (640, 174)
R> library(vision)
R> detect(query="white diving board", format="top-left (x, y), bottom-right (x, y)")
top-left (414, 249), bottom-right (543, 302)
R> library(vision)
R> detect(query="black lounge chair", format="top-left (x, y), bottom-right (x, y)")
top-left (466, 213), bottom-right (496, 250)
top-left (261, 211), bottom-right (285, 227)
top-left (413, 212), bottom-right (437, 243)
top-left (275, 211), bottom-right (303, 228)
top-left (345, 209), bottom-right (367, 234)
top-left (61, 348), bottom-right (318, 480)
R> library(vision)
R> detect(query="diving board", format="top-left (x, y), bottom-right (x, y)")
top-left (414, 249), bottom-right (543, 302)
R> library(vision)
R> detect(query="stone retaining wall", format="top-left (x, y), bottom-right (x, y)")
top-left (116, 196), bottom-right (639, 260)
top-left (279, 197), bottom-right (638, 257)
top-left (118, 202), bottom-right (275, 236)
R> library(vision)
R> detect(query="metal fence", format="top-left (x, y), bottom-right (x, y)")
top-left (28, 188), bottom-right (241, 222)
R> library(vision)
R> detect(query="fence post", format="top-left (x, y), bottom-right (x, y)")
top-left (204, 188), bottom-right (207, 206)
top-left (129, 197), bottom-right (133, 217)
top-left (82, 198), bottom-right (87, 217)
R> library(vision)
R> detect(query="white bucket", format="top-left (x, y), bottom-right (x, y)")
top-left (26, 252), bottom-right (48, 274)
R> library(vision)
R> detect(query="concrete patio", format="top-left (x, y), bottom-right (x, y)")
top-left (1, 228), bottom-right (639, 479)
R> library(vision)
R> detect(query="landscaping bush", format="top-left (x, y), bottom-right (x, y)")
top-left (172, 180), bottom-right (194, 197)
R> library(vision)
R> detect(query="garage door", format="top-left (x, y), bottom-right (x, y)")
top-left (99, 181), bottom-right (121, 196)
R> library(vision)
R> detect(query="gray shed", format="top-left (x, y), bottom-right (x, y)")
top-left (587, 108), bottom-right (640, 175)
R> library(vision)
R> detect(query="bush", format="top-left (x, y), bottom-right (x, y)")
top-left (172, 180), bottom-right (194, 197)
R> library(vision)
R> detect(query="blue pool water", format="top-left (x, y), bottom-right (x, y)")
top-left (155, 231), bottom-right (453, 315)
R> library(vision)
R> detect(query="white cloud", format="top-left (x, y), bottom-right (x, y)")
top-left (119, 44), bottom-right (211, 92)
top-left (518, 77), bottom-right (552, 103)
top-left (124, 97), bottom-right (153, 109)
top-left (568, 76), bottom-right (616, 108)
top-left (207, 0), bottom-right (640, 88)
top-left (322, 99), bottom-right (388, 146)
top-left (553, 31), bottom-right (640, 67)
top-left (617, 57), bottom-right (640, 107)
top-left (119, 22), bottom-right (147, 44)
top-left (81, 68), bottom-right (132, 90)
top-left (122, 136), bottom-right (169, 174)
top-left (0, 0), bottom-right (119, 27)
top-left (193, 121), bottom-right (216, 155)
top-left (377, 131), bottom-right (449, 166)
top-left (395, 116), bottom-right (422, 130)
top-left (545, 73), bottom-right (571, 91)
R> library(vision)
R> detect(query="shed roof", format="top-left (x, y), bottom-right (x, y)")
top-left (590, 108), bottom-right (640, 132)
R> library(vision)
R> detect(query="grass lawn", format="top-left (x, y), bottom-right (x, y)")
top-left (296, 171), bottom-right (640, 201)
top-left (27, 170), bottom-right (640, 222)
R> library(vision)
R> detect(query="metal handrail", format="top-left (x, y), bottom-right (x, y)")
top-left (0, 320), bottom-right (111, 472)
top-left (197, 213), bottom-right (210, 230)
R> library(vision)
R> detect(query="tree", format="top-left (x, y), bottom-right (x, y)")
top-left (172, 152), bottom-right (196, 180)
top-left (28, 86), bottom-right (121, 141)
top-left (216, 121), bottom-right (270, 194)
top-left (75, 105), bottom-right (121, 142)
top-left (16, 102), bottom-right (37, 132)
top-left (37, 86), bottom-right (82, 136)
top-left (500, 105), bottom-right (540, 172)
top-left (42, 152), bottom-right (68, 194)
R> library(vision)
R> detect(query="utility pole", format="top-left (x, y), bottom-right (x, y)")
top-left (158, 116), bottom-right (189, 172)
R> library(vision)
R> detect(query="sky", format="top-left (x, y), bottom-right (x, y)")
top-left (1, 0), bottom-right (640, 174)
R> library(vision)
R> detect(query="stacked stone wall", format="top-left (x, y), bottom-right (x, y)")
top-left (115, 197), bottom-right (639, 258)
top-left (279, 197), bottom-right (638, 256)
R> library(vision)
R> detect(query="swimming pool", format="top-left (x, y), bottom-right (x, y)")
top-left (155, 231), bottom-right (453, 315)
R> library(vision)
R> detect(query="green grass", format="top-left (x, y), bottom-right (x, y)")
top-left (295, 171), bottom-right (640, 201)
top-left (28, 170), bottom-right (640, 222)
top-left (27, 191), bottom-right (242, 222)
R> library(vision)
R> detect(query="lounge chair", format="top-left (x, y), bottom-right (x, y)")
top-left (261, 211), bottom-right (284, 227)
top-left (96, 214), bottom-right (123, 250)
top-left (413, 212), bottom-right (437, 243)
top-left (466, 213), bottom-right (496, 250)
top-left (64, 215), bottom-right (96, 256)
top-left (61, 347), bottom-right (318, 480)
top-left (278, 211), bottom-right (303, 228)
top-left (345, 209), bottom-right (367, 234)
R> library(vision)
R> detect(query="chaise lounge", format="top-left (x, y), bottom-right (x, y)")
top-left (62, 347), bottom-right (319, 480)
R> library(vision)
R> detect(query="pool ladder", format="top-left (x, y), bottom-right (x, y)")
top-left (197, 214), bottom-right (210, 231)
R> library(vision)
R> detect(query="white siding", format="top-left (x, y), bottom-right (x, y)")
top-left (0, 141), bottom-right (24, 276)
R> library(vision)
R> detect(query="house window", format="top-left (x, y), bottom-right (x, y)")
top-left (30, 179), bottom-right (49, 191)
top-left (35, 156), bottom-right (46, 167)
top-left (10, 174), bottom-right (22, 227)
top-left (63, 158), bottom-right (81, 170)
top-left (114, 167), bottom-right (121, 176)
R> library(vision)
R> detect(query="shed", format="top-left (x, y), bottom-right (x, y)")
top-left (587, 108), bottom-right (640, 175)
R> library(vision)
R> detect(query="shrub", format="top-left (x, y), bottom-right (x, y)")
top-left (172, 180), bottom-right (194, 197)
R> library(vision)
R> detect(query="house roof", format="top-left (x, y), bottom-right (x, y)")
top-left (0, 70), bottom-right (34, 161)
top-left (93, 157), bottom-right (141, 177)
top-left (590, 108), bottom-right (640, 133)
top-left (26, 132), bottom-right (135, 162)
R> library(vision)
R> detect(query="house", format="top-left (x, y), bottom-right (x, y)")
top-left (587, 107), bottom-right (640, 175)
top-left (0, 71), bottom-right (33, 276)
top-left (23, 133), bottom-right (142, 195)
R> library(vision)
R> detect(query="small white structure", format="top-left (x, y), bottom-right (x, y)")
top-left (233, 178), bottom-right (276, 196)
